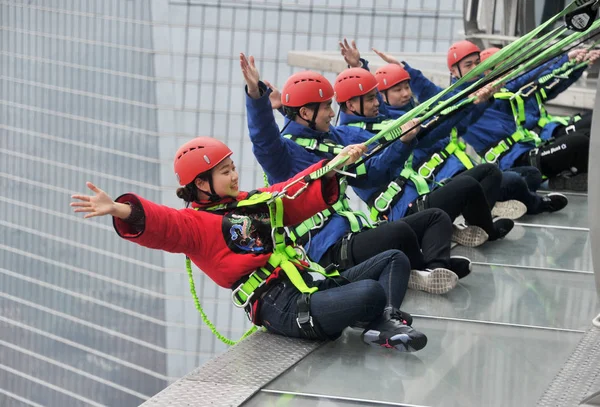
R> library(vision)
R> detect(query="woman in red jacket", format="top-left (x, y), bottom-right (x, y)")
top-left (70, 137), bottom-right (427, 352)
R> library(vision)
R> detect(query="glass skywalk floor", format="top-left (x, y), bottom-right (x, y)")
top-left (243, 192), bottom-right (597, 407)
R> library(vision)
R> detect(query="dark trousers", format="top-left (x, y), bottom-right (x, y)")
top-left (407, 176), bottom-right (497, 237)
top-left (319, 208), bottom-right (452, 271)
top-left (259, 250), bottom-right (410, 340)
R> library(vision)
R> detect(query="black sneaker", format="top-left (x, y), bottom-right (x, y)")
top-left (489, 218), bottom-right (514, 241)
top-left (450, 255), bottom-right (472, 279)
top-left (541, 193), bottom-right (568, 213)
top-left (362, 308), bottom-right (427, 352)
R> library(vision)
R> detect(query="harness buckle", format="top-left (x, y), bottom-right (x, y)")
top-left (418, 153), bottom-right (443, 180)
top-left (545, 78), bottom-right (561, 90)
top-left (484, 140), bottom-right (508, 164)
top-left (519, 83), bottom-right (538, 98)
top-left (373, 181), bottom-right (401, 213)
top-left (311, 212), bottom-right (325, 230)
top-left (296, 312), bottom-right (314, 329)
top-left (231, 279), bottom-right (265, 308)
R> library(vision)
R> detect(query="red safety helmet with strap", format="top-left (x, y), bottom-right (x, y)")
top-left (174, 137), bottom-right (233, 186)
top-left (480, 47), bottom-right (501, 63)
top-left (374, 64), bottom-right (411, 91)
top-left (281, 71), bottom-right (334, 107)
top-left (447, 40), bottom-right (481, 70)
top-left (334, 67), bottom-right (378, 103)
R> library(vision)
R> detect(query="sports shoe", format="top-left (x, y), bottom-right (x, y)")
top-left (548, 173), bottom-right (588, 192)
top-left (352, 309), bottom-right (413, 328)
top-left (541, 193), bottom-right (568, 213)
top-left (488, 218), bottom-right (514, 241)
top-left (451, 224), bottom-right (489, 247)
top-left (491, 200), bottom-right (527, 220)
top-left (450, 255), bottom-right (472, 279)
top-left (408, 268), bottom-right (458, 294)
top-left (362, 308), bottom-right (427, 352)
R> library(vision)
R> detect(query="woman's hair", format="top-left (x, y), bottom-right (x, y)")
top-left (176, 171), bottom-right (211, 203)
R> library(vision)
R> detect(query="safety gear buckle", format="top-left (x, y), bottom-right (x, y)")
top-left (418, 162), bottom-right (435, 179)
top-left (312, 212), bottom-right (326, 229)
top-left (374, 181), bottom-right (401, 213)
top-left (485, 141), bottom-right (508, 164)
top-left (519, 83), bottom-right (538, 98)
top-left (546, 78), bottom-right (561, 90)
top-left (231, 279), bottom-right (265, 308)
top-left (296, 311), bottom-right (314, 329)
top-left (303, 139), bottom-right (319, 150)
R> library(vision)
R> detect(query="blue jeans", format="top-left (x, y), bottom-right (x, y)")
top-left (258, 250), bottom-right (410, 340)
top-left (499, 170), bottom-right (544, 214)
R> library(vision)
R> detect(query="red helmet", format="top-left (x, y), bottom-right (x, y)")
top-left (374, 64), bottom-right (411, 91)
top-left (281, 71), bottom-right (334, 107)
top-left (174, 137), bottom-right (232, 186)
top-left (447, 40), bottom-right (481, 70)
top-left (480, 47), bottom-right (501, 62)
top-left (334, 68), bottom-right (379, 103)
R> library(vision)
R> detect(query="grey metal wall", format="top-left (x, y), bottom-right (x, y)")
top-left (0, 1), bottom-right (464, 405)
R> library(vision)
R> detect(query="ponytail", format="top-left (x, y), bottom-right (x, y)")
top-left (175, 172), bottom-right (212, 206)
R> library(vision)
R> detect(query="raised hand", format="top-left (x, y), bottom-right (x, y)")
top-left (240, 53), bottom-right (261, 99)
top-left (371, 48), bottom-right (403, 67)
top-left (339, 38), bottom-right (362, 68)
top-left (264, 80), bottom-right (282, 110)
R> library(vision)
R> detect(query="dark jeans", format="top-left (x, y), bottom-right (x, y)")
top-left (407, 176), bottom-right (497, 237)
top-left (259, 250), bottom-right (410, 340)
top-left (319, 208), bottom-right (452, 271)
top-left (499, 170), bottom-right (545, 214)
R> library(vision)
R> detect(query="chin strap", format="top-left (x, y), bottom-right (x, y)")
top-left (199, 175), bottom-right (221, 202)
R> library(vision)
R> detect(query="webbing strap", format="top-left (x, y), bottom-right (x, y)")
top-left (404, 155), bottom-right (430, 195)
top-left (417, 129), bottom-right (473, 179)
top-left (283, 134), bottom-right (367, 176)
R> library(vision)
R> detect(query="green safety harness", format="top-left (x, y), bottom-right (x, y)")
top-left (186, 189), bottom-right (342, 345)
top-left (416, 128), bottom-right (474, 180)
top-left (481, 90), bottom-right (543, 165)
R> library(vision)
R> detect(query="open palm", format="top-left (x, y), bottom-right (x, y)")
top-left (71, 182), bottom-right (115, 219)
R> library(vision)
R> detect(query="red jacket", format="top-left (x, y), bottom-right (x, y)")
top-left (113, 161), bottom-right (339, 288)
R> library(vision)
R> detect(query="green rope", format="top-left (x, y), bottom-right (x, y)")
top-left (263, 172), bottom-right (270, 187)
top-left (186, 258), bottom-right (258, 346)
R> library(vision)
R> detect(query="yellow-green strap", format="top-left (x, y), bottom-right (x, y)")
top-left (403, 158), bottom-right (429, 195)
top-left (284, 134), bottom-right (367, 176)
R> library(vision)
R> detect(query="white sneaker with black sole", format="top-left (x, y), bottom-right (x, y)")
top-left (408, 268), bottom-right (458, 294)
top-left (451, 224), bottom-right (489, 247)
top-left (492, 200), bottom-right (527, 220)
